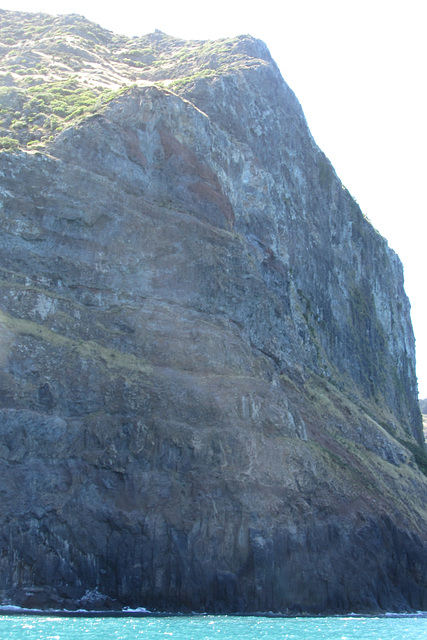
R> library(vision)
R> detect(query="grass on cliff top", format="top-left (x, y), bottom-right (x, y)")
top-left (0, 11), bottom-right (145, 150)
top-left (0, 10), bottom-right (268, 151)
top-left (0, 80), bottom-right (130, 150)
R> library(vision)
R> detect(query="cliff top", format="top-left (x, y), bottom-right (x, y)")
top-left (0, 9), bottom-right (272, 151)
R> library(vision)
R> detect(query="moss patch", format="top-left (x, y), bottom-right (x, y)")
top-left (0, 308), bottom-right (152, 375)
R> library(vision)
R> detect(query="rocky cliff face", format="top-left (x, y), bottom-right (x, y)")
top-left (0, 11), bottom-right (426, 614)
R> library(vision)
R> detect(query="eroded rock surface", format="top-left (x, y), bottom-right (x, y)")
top-left (0, 11), bottom-right (426, 613)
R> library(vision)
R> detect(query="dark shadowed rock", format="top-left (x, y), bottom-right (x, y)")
top-left (0, 10), bottom-right (426, 614)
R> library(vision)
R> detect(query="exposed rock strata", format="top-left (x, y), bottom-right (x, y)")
top-left (0, 11), bottom-right (426, 613)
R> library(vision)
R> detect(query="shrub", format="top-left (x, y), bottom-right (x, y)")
top-left (0, 136), bottom-right (19, 150)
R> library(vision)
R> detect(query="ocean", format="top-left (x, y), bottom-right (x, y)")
top-left (1, 613), bottom-right (427, 639)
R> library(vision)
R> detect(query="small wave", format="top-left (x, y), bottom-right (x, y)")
top-left (0, 604), bottom-right (151, 617)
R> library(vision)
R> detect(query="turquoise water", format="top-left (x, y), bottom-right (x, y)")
top-left (1, 615), bottom-right (427, 639)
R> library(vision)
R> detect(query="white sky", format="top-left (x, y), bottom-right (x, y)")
top-left (2, 0), bottom-right (427, 396)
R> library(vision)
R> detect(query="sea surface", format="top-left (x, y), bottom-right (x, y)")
top-left (1, 613), bottom-right (427, 639)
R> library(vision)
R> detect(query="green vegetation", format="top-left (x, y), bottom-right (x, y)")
top-left (168, 68), bottom-right (218, 90)
top-left (0, 308), bottom-right (152, 376)
top-left (0, 11), bottom-right (268, 151)
top-left (113, 46), bottom-right (154, 67)
top-left (0, 135), bottom-right (19, 150)
top-left (304, 374), bottom-right (427, 479)
top-left (29, 80), bottom-right (109, 117)
top-left (0, 81), bottom-right (124, 149)
top-left (397, 438), bottom-right (427, 476)
top-left (0, 11), bottom-right (136, 150)
top-left (317, 153), bottom-right (333, 190)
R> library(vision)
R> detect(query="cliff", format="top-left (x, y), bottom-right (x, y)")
top-left (0, 10), bottom-right (426, 614)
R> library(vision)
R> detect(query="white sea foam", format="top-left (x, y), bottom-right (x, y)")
top-left (384, 611), bottom-right (427, 618)
top-left (0, 605), bottom-right (29, 612)
top-left (0, 603), bottom-right (151, 615)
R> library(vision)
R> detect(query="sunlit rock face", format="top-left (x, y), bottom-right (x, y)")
top-left (0, 11), bottom-right (426, 614)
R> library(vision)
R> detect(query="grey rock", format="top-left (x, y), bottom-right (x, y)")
top-left (0, 12), bottom-right (426, 614)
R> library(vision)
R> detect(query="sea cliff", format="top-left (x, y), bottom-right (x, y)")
top-left (0, 10), bottom-right (426, 613)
